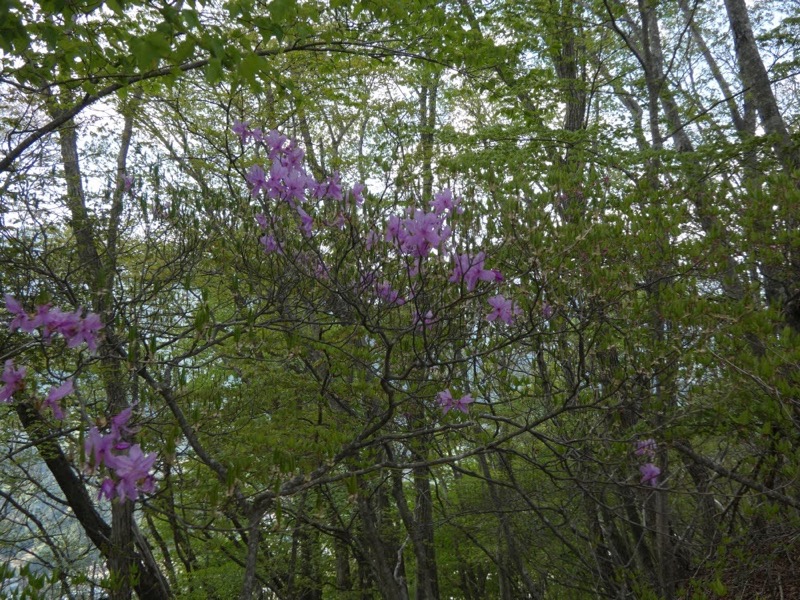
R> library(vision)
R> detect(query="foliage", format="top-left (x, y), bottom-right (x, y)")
top-left (1, 0), bottom-right (799, 598)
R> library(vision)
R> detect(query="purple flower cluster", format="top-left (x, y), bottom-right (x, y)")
top-left (235, 123), bottom-right (365, 246)
top-left (449, 252), bottom-right (502, 291)
top-left (635, 438), bottom-right (660, 487)
top-left (413, 309), bottom-right (437, 330)
top-left (436, 389), bottom-right (474, 415)
top-left (43, 379), bottom-right (73, 420)
top-left (385, 209), bottom-right (451, 258)
top-left (85, 407), bottom-right (157, 503)
top-left (238, 129), bottom-right (522, 330)
top-left (4, 295), bottom-right (100, 420)
top-left (0, 360), bottom-right (26, 403)
top-left (6, 295), bottom-right (155, 501)
top-left (1, 359), bottom-right (75, 420)
top-left (635, 438), bottom-right (657, 458)
top-left (639, 463), bottom-right (661, 487)
top-left (376, 282), bottom-right (405, 306)
top-left (486, 294), bottom-right (521, 325)
top-left (6, 295), bottom-right (103, 352)
top-left (429, 188), bottom-right (462, 215)
top-left (233, 120), bottom-right (262, 144)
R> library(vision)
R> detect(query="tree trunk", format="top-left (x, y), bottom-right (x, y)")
top-left (239, 510), bottom-right (264, 600)
top-left (48, 98), bottom-right (170, 600)
top-left (357, 478), bottom-right (410, 600)
top-left (418, 73), bottom-right (439, 201)
top-left (724, 0), bottom-right (798, 174)
top-left (391, 465), bottom-right (440, 600)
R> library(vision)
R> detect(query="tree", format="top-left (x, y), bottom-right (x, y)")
top-left (2, 0), bottom-right (800, 598)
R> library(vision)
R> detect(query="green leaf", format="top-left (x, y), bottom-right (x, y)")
top-left (205, 57), bottom-right (224, 84)
top-left (238, 53), bottom-right (266, 85)
top-left (268, 0), bottom-right (297, 23)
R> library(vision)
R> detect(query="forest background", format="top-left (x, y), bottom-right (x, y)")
top-left (1, 0), bottom-right (799, 598)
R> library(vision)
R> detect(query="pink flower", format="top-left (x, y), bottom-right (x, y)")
top-left (450, 252), bottom-right (502, 291)
top-left (385, 215), bottom-right (402, 243)
top-left (259, 234), bottom-right (280, 254)
top-left (376, 282), bottom-right (404, 305)
top-left (635, 439), bottom-right (657, 458)
top-left (402, 210), bottom-right (447, 257)
top-left (319, 171), bottom-right (342, 202)
top-left (265, 129), bottom-right (287, 158)
top-left (111, 406), bottom-right (136, 437)
top-left (283, 168), bottom-right (308, 205)
top-left (296, 207), bottom-right (313, 237)
top-left (365, 229), bottom-right (380, 251)
top-left (452, 393), bottom-right (474, 414)
top-left (430, 188), bottom-right (462, 215)
top-left (250, 127), bottom-right (264, 143)
top-left (437, 389), bottom-right (474, 414)
top-left (66, 312), bottom-right (103, 352)
top-left (85, 426), bottom-right (116, 472)
top-left (385, 210), bottom-right (450, 258)
top-left (245, 165), bottom-right (269, 197)
top-left (639, 463), bottom-right (661, 487)
top-left (486, 294), bottom-right (520, 325)
top-left (43, 379), bottom-right (73, 420)
top-left (85, 408), bottom-right (158, 502)
top-left (98, 478), bottom-right (116, 501)
top-left (0, 359), bottom-right (26, 403)
top-left (413, 310), bottom-right (437, 330)
top-left (351, 182), bottom-right (366, 206)
top-left (232, 120), bottom-right (250, 142)
top-left (111, 444), bottom-right (158, 502)
top-left (437, 389), bottom-right (454, 413)
top-left (6, 294), bottom-right (34, 333)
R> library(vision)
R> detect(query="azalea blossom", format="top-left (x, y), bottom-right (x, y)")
top-left (315, 171), bottom-right (342, 202)
top-left (84, 407), bottom-right (158, 502)
top-left (297, 207), bottom-right (313, 237)
top-left (451, 393), bottom-right (474, 414)
top-left (265, 129), bottom-right (288, 158)
top-left (365, 229), bottom-right (380, 251)
top-left (245, 165), bottom-right (269, 198)
top-left (376, 282), bottom-right (404, 305)
top-left (85, 426), bottom-right (117, 473)
top-left (66, 312), bottom-right (103, 352)
top-left (385, 209), bottom-right (451, 258)
top-left (437, 389), bottom-right (474, 414)
top-left (486, 294), bottom-right (520, 325)
top-left (259, 234), bottom-right (280, 254)
top-left (449, 252), bottom-right (503, 291)
top-left (232, 120), bottom-right (250, 142)
top-left (413, 310), bottom-right (437, 330)
top-left (351, 182), bottom-right (366, 206)
top-left (98, 478), bottom-right (116, 501)
top-left (430, 188), bottom-right (462, 215)
top-left (42, 379), bottom-right (73, 420)
top-left (639, 463), bottom-right (661, 487)
top-left (635, 439), bottom-right (657, 458)
top-left (109, 444), bottom-right (158, 502)
top-left (385, 215), bottom-right (402, 242)
top-left (250, 127), bottom-right (264, 143)
top-left (282, 141), bottom-right (305, 168)
top-left (6, 294), bottom-right (34, 333)
top-left (0, 359), bottom-right (26, 403)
